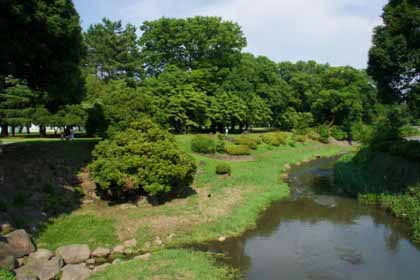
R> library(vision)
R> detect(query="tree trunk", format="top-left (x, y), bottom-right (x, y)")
top-left (39, 126), bottom-right (47, 137)
top-left (11, 126), bottom-right (15, 136)
top-left (1, 124), bottom-right (8, 137)
top-left (26, 126), bottom-right (30, 135)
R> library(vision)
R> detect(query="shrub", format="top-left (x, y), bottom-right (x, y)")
top-left (306, 129), bottom-right (320, 141)
top-left (234, 135), bottom-right (258, 150)
top-left (216, 141), bottom-right (225, 153)
top-left (215, 163), bottom-right (232, 175)
top-left (261, 132), bottom-right (288, 146)
top-left (292, 133), bottom-right (307, 143)
top-left (89, 120), bottom-right (196, 198)
top-left (317, 125), bottom-right (330, 143)
top-left (0, 269), bottom-right (15, 280)
top-left (331, 126), bottom-right (347, 141)
top-left (400, 125), bottom-right (420, 137)
top-left (191, 136), bottom-right (216, 154)
top-left (224, 145), bottom-right (251, 155)
top-left (351, 122), bottom-right (373, 142)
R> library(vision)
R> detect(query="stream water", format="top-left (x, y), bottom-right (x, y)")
top-left (201, 156), bottom-right (420, 280)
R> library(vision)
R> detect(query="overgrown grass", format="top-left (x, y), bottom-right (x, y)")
top-left (89, 249), bottom-right (236, 280)
top-left (36, 215), bottom-right (118, 250)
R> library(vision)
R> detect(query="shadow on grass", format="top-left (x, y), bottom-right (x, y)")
top-left (0, 139), bottom-right (99, 235)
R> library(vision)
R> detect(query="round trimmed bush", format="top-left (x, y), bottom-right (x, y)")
top-left (234, 135), bottom-right (258, 149)
top-left (224, 144), bottom-right (251, 155)
top-left (261, 132), bottom-right (288, 146)
top-left (331, 126), bottom-right (347, 141)
top-left (216, 163), bottom-right (232, 175)
top-left (317, 125), bottom-right (330, 144)
top-left (191, 135), bottom-right (216, 154)
top-left (89, 120), bottom-right (196, 198)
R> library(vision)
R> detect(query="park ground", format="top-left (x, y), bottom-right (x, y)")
top-left (0, 134), bottom-right (353, 279)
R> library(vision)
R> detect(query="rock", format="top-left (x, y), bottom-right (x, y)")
top-left (16, 257), bottom-right (25, 267)
top-left (6, 230), bottom-right (36, 258)
top-left (85, 258), bottom-right (95, 265)
top-left (166, 233), bottom-right (175, 241)
top-left (218, 236), bottom-right (226, 242)
top-left (0, 241), bottom-right (16, 270)
top-left (112, 245), bottom-right (125, 255)
top-left (56, 245), bottom-right (90, 264)
top-left (283, 164), bottom-right (291, 170)
top-left (15, 255), bottom-right (63, 280)
top-left (94, 263), bottom-right (110, 273)
top-left (153, 237), bottom-right (162, 246)
top-left (112, 258), bottom-right (122, 265)
top-left (123, 248), bottom-right (133, 255)
top-left (123, 239), bottom-right (137, 248)
top-left (91, 247), bottom-right (110, 258)
top-left (134, 253), bottom-right (151, 261)
top-left (61, 264), bottom-right (91, 280)
top-left (28, 249), bottom-right (54, 263)
top-left (0, 213), bottom-right (14, 235)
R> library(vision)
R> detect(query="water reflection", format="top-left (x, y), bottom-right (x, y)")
top-left (201, 157), bottom-right (420, 280)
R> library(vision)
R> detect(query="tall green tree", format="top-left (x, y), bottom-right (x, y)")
top-left (367, 0), bottom-right (419, 111)
top-left (84, 18), bottom-right (142, 83)
top-left (139, 16), bottom-right (247, 76)
top-left (0, 0), bottom-right (85, 112)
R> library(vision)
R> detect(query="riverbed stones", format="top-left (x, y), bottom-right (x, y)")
top-left (123, 238), bottom-right (137, 248)
top-left (15, 255), bottom-right (63, 280)
top-left (92, 247), bottom-right (110, 258)
top-left (56, 245), bottom-right (90, 264)
top-left (28, 248), bottom-right (54, 262)
top-left (61, 263), bottom-right (91, 280)
top-left (6, 230), bottom-right (35, 258)
top-left (112, 245), bottom-right (125, 255)
top-left (218, 236), bottom-right (226, 242)
top-left (0, 242), bottom-right (15, 270)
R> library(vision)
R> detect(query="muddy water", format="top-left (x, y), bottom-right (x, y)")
top-left (203, 157), bottom-right (420, 280)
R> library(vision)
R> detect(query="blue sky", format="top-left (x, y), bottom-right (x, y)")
top-left (73, 0), bottom-right (388, 68)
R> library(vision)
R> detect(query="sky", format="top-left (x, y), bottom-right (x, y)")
top-left (73, 0), bottom-right (389, 69)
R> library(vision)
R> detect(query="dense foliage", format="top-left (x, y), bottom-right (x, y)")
top-left (89, 120), bottom-right (196, 198)
top-left (368, 0), bottom-right (420, 118)
top-left (191, 135), bottom-right (216, 154)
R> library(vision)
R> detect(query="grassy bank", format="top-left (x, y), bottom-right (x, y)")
top-left (89, 249), bottom-right (236, 280)
top-left (335, 151), bottom-right (420, 242)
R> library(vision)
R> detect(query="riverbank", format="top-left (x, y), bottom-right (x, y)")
top-left (335, 151), bottom-right (420, 242)
top-left (0, 135), bottom-right (353, 279)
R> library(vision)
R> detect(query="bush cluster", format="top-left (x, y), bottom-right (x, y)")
top-left (261, 132), bottom-right (288, 146)
top-left (89, 120), bottom-right (197, 198)
top-left (191, 135), bottom-right (216, 154)
top-left (292, 133), bottom-right (307, 143)
top-left (234, 135), bottom-right (258, 149)
top-left (317, 125), bottom-right (330, 143)
top-left (215, 163), bottom-right (232, 175)
top-left (224, 144), bottom-right (251, 155)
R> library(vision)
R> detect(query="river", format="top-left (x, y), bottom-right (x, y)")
top-left (199, 156), bottom-right (420, 280)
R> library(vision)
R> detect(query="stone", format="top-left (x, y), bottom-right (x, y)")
top-left (85, 258), bottom-right (95, 265)
top-left (94, 263), bottom-right (110, 273)
top-left (134, 253), bottom-right (151, 261)
top-left (153, 237), bottom-right (162, 246)
top-left (61, 264), bottom-right (91, 280)
top-left (0, 241), bottom-right (16, 270)
top-left (91, 247), bottom-right (110, 258)
top-left (112, 245), bottom-right (125, 255)
top-left (218, 236), bottom-right (226, 242)
top-left (15, 255), bottom-right (63, 280)
top-left (16, 257), bottom-right (25, 267)
top-left (28, 249), bottom-right (54, 263)
top-left (123, 248), bottom-right (133, 255)
top-left (6, 230), bottom-right (35, 258)
top-left (112, 258), bottom-right (122, 265)
top-left (143, 241), bottom-right (152, 249)
top-left (123, 239), bottom-right (137, 248)
top-left (56, 245), bottom-right (90, 264)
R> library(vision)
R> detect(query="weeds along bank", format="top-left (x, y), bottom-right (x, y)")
top-left (335, 148), bottom-right (420, 242)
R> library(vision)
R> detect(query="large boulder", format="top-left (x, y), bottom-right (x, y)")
top-left (6, 230), bottom-right (35, 258)
top-left (56, 245), bottom-right (90, 264)
top-left (15, 255), bottom-right (63, 280)
top-left (27, 249), bottom-right (54, 263)
top-left (61, 264), bottom-right (91, 280)
top-left (0, 241), bottom-right (15, 270)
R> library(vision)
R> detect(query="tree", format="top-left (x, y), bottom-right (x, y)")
top-left (0, 0), bottom-right (85, 112)
top-left (84, 18), bottom-right (142, 83)
top-left (139, 16), bottom-right (247, 75)
top-left (367, 0), bottom-right (419, 110)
